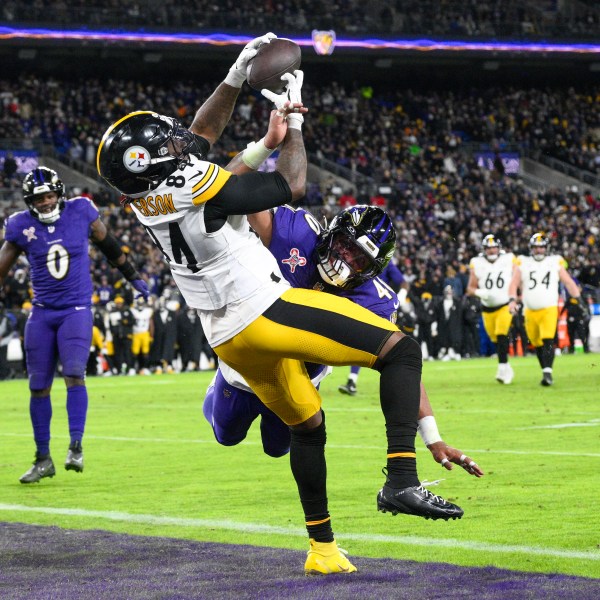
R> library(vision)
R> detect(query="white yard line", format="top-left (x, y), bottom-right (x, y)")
top-left (0, 503), bottom-right (597, 562)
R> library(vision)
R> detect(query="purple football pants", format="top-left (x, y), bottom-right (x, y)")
top-left (25, 306), bottom-right (93, 390)
top-left (203, 369), bottom-right (291, 458)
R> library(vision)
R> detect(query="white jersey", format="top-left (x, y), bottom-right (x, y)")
top-left (517, 254), bottom-right (564, 310)
top-left (129, 155), bottom-right (288, 346)
top-left (131, 306), bottom-right (153, 334)
top-left (469, 252), bottom-right (515, 308)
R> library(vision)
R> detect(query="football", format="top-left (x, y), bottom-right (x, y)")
top-left (247, 38), bottom-right (302, 94)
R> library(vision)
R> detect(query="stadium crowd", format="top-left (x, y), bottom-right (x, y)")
top-left (1, 75), bottom-right (598, 374)
top-left (0, 76), bottom-right (598, 178)
top-left (2, 0), bottom-right (598, 38)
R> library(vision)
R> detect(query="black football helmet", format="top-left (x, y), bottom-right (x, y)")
top-left (316, 205), bottom-right (396, 289)
top-left (481, 234), bottom-right (501, 262)
top-left (96, 111), bottom-right (200, 196)
top-left (22, 167), bottom-right (65, 223)
top-left (529, 232), bottom-right (549, 261)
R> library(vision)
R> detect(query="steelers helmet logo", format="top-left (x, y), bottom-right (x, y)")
top-left (123, 145), bottom-right (150, 173)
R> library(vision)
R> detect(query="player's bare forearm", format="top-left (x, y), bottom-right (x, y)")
top-left (189, 83), bottom-right (240, 145)
top-left (417, 383), bottom-right (433, 419)
top-left (247, 211), bottom-right (274, 247)
top-left (226, 152), bottom-right (251, 175)
top-left (275, 129), bottom-right (306, 200)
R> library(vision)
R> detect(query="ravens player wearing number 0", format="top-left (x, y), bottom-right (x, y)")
top-left (508, 233), bottom-right (582, 386)
top-left (467, 235), bottom-right (515, 384)
top-left (0, 167), bottom-right (149, 483)
top-left (97, 33), bottom-right (464, 576)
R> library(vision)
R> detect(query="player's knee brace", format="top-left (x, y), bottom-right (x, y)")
top-left (373, 335), bottom-right (422, 373)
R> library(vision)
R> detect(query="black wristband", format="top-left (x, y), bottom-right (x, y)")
top-left (118, 260), bottom-right (140, 282)
top-left (509, 297), bottom-right (516, 302)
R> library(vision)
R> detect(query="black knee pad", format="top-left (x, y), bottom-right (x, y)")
top-left (373, 335), bottom-right (422, 373)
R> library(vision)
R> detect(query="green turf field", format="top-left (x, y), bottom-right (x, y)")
top-left (1, 354), bottom-right (599, 578)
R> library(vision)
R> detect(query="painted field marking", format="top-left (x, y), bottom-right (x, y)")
top-left (518, 419), bottom-right (600, 430)
top-left (1, 432), bottom-right (599, 458)
top-left (0, 503), bottom-right (597, 562)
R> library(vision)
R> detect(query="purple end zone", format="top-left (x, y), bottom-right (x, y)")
top-left (0, 522), bottom-right (598, 600)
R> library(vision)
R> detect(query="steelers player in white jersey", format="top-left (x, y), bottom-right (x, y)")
top-left (467, 235), bottom-right (515, 384)
top-left (97, 35), bottom-right (464, 576)
top-left (131, 297), bottom-right (154, 375)
top-left (508, 232), bottom-right (582, 386)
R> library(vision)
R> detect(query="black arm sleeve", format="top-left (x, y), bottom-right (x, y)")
top-left (93, 233), bottom-right (140, 281)
top-left (93, 233), bottom-right (123, 262)
top-left (203, 171), bottom-right (292, 233)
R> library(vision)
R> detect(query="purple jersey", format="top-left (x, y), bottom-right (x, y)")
top-left (4, 197), bottom-right (99, 309)
top-left (203, 205), bottom-right (399, 457)
top-left (270, 205), bottom-right (399, 321)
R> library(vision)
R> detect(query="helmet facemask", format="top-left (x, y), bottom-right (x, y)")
top-left (316, 205), bottom-right (395, 290)
top-left (481, 234), bottom-right (501, 263)
top-left (529, 233), bottom-right (548, 261)
top-left (317, 231), bottom-right (378, 288)
top-left (22, 167), bottom-right (66, 224)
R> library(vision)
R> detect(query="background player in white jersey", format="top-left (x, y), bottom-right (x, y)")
top-left (508, 232), bottom-right (582, 386)
top-left (467, 235), bottom-right (515, 384)
top-left (97, 36), bottom-right (463, 575)
top-left (131, 298), bottom-right (154, 375)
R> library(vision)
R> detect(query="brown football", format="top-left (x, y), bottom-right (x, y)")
top-left (247, 38), bottom-right (302, 93)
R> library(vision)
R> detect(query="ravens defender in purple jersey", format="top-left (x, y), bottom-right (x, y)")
top-left (204, 203), bottom-right (483, 482)
top-left (203, 204), bottom-right (399, 456)
top-left (0, 167), bottom-right (149, 483)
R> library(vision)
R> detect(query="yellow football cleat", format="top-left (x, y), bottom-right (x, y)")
top-left (304, 539), bottom-right (357, 575)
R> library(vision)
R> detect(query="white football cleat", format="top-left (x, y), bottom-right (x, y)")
top-left (496, 363), bottom-right (513, 384)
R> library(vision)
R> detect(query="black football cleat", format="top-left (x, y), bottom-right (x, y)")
top-left (20, 454), bottom-right (56, 484)
top-left (338, 380), bottom-right (357, 396)
top-left (377, 484), bottom-right (464, 520)
top-left (65, 441), bottom-right (84, 473)
top-left (541, 372), bottom-right (553, 387)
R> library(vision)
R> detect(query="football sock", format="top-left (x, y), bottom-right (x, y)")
top-left (541, 339), bottom-right (555, 369)
top-left (535, 346), bottom-right (544, 369)
top-left (66, 385), bottom-right (88, 444)
top-left (374, 336), bottom-right (421, 489)
top-left (289, 411), bottom-right (333, 543)
top-left (30, 395), bottom-right (52, 456)
top-left (349, 366), bottom-right (360, 380)
top-left (496, 334), bottom-right (509, 363)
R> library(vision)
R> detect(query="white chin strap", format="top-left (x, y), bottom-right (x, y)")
top-left (486, 254), bottom-right (499, 262)
top-left (533, 253), bottom-right (545, 261)
top-left (34, 206), bottom-right (61, 224)
top-left (317, 259), bottom-right (352, 288)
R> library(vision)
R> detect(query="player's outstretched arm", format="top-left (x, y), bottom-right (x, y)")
top-left (417, 382), bottom-right (484, 477)
top-left (190, 33), bottom-right (277, 145)
top-left (89, 218), bottom-right (149, 300)
top-left (264, 71), bottom-right (307, 200)
top-left (225, 106), bottom-right (293, 176)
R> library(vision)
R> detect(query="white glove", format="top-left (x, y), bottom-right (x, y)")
top-left (261, 70), bottom-right (304, 130)
top-left (474, 289), bottom-right (491, 303)
top-left (224, 32), bottom-right (277, 88)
